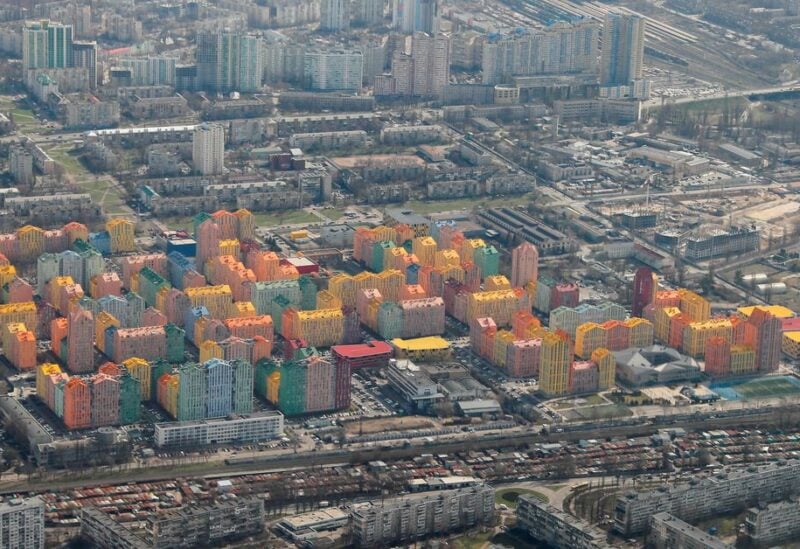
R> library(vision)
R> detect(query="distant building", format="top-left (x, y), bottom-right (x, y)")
top-left (601, 13), bottom-right (645, 86)
top-left (9, 146), bottom-right (34, 186)
top-left (192, 124), bottom-right (224, 176)
top-left (320, 0), bottom-right (350, 31)
top-left (304, 50), bottom-right (363, 92)
top-left (392, 0), bottom-right (439, 34)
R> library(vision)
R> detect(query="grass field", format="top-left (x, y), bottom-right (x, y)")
top-left (494, 488), bottom-right (548, 509)
top-left (710, 376), bottom-right (800, 401)
top-left (563, 404), bottom-right (633, 421)
top-left (253, 210), bottom-right (319, 227)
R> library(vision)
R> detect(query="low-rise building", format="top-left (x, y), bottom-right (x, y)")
top-left (386, 358), bottom-right (442, 410)
top-left (153, 411), bottom-right (284, 447)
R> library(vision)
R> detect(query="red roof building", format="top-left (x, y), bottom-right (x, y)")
top-left (331, 341), bottom-right (393, 369)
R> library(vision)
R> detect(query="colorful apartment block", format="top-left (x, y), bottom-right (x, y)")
top-left (4, 277), bottom-right (33, 303)
top-left (682, 318), bottom-right (733, 357)
top-left (142, 307), bottom-right (168, 326)
top-left (120, 253), bottom-right (168, 289)
top-left (704, 336), bottom-right (730, 377)
top-left (473, 245), bottom-right (499, 278)
top-left (106, 219), bottom-right (135, 253)
top-left (121, 357), bottom-right (151, 401)
top-left (207, 255), bottom-right (256, 301)
top-left (591, 348), bottom-right (616, 390)
top-left (398, 297), bottom-right (445, 339)
top-left (626, 317), bottom-right (654, 348)
top-left (538, 331), bottom-right (572, 396)
top-left (632, 267), bottom-right (658, 317)
top-left (506, 338), bottom-right (541, 377)
top-left (94, 311), bottom-right (120, 354)
top-left (255, 355), bottom-right (349, 416)
top-left (135, 267), bottom-right (171, 308)
top-left (549, 302), bottom-right (626, 339)
top-left (511, 242), bottom-right (539, 288)
top-left (89, 272), bottom-right (122, 299)
top-left (782, 331), bottom-right (800, 359)
top-left (730, 344), bottom-right (756, 375)
top-left (484, 275), bottom-right (511, 291)
top-left (225, 315), bottom-right (273, 342)
top-left (575, 322), bottom-right (608, 359)
top-left (468, 289), bottom-right (523, 327)
top-left (678, 289), bottom-right (711, 322)
top-left (185, 284), bottom-right (233, 319)
top-left (157, 359), bottom-right (253, 421)
top-left (2, 322), bottom-right (35, 370)
top-left (63, 377), bottom-right (92, 429)
top-left (67, 309), bottom-right (94, 373)
top-left (655, 306), bottom-right (682, 343)
top-left (744, 308), bottom-right (783, 373)
top-left (569, 361), bottom-right (599, 394)
top-left (112, 326), bottom-right (168, 363)
top-left (282, 308), bottom-right (345, 348)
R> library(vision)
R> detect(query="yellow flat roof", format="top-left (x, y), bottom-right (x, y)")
top-left (738, 305), bottom-right (795, 319)
top-left (391, 336), bottom-right (451, 351)
top-left (784, 331), bottom-right (800, 343)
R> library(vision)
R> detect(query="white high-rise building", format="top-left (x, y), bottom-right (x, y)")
top-left (320, 0), bottom-right (351, 32)
top-left (600, 13), bottom-right (646, 86)
top-left (196, 32), bottom-right (263, 93)
top-left (304, 50), bottom-right (363, 91)
top-left (0, 497), bottom-right (45, 549)
top-left (481, 21), bottom-right (600, 85)
top-left (410, 32), bottom-right (449, 97)
top-left (23, 21), bottom-right (73, 70)
top-left (355, 0), bottom-right (384, 26)
top-left (193, 124), bottom-right (225, 176)
top-left (9, 146), bottom-right (34, 186)
top-left (393, 0), bottom-right (438, 34)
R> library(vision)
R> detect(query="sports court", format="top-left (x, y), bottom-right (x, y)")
top-left (709, 376), bottom-right (800, 401)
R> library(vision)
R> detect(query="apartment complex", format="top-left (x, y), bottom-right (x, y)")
top-left (615, 460), bottom-right (800, 535)
top-left (517, 496), bottom-right (611, 549)
top-left (350, 484), bottom-right (494, 547)
top-left (0, 497), bottom-right (45, 549)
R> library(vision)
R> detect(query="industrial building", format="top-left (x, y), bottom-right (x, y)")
top-left (386, 358), bottom-right (442, 410)
top-left (477, 207), bottom-right (573, 255)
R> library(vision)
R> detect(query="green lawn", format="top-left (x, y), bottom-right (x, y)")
top-left (45, 144), bottom-right (89, 177)
top-left (253, 210), bottom-right (319, 228)
top-left (452, 530), bottom-right (493, 549)
top-left (495, 488), bottom-right (548, 509)
top-left (400, 193), bottom-right (536, 215)
top-left (159, 216), bottom-right (193, 231)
